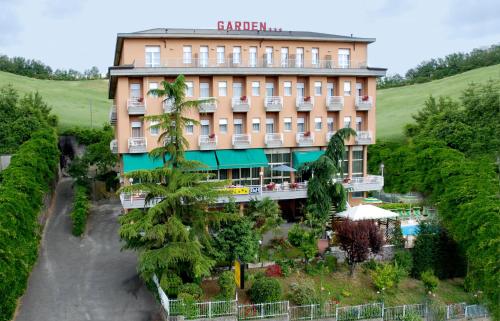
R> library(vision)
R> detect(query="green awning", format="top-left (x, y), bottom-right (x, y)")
top-left (123, 151), bottom-right (218, 173)
top-left (292, 150), bottom-right (325, 169)
top-left (215, 149), bottom-right (269, 169)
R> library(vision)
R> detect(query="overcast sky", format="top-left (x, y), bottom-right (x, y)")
top-left (1, 0), bottom-right (499, 75)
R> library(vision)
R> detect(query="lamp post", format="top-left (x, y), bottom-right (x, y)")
top-left (380, 162), bottom-right (385, 177)
top-left (259, 170), bottom-right (263, 196)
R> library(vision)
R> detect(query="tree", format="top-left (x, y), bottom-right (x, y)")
top-left (304, 128), bottom-right (356, 232)
top-left (288, 224), bottom-right (318, 264)
top-left (335, 220), bottom-right (384, 275)
top-left (212, 217), bottom-right (260, 263)
top-left (246, 197), bottom-right (284, 235)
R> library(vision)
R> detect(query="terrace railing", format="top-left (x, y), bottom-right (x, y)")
top-left (237, 301), bottom-right (289, 320)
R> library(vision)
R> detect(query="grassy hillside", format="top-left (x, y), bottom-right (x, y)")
top-left (377, 64), bottom-right (500, 140)
top-left (0, 71), bottom-right (108, 129)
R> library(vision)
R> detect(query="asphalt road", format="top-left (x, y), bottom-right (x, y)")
top-left (15, 178), bottom-right (159, 321)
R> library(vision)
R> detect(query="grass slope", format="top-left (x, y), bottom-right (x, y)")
top-left (377, 64), bottom-right (500, 140)
top-left (0, 71), bottom-right (109, 129)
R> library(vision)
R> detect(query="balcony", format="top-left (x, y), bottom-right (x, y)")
top-left (232, 96), bottom-right (250, 112)
top-left (355, 96), bottom-right (373, 110)
top-left (264, 96), bottom-right (283, 112)
top-left (265, 133), bottom-right (283, 148)
top-left (199, 97), bottom-right (217, 113)
top-left (199, 134), bottom-right (217, 150)
top-left (337, 175), bottom-right (384, 192)
top-left (127, 98), bottom-right (146, 115)
top-left (296, 96), bottom-right (314, 111)
top-left (109, 139), bottom-right (118, 154)
top-left (355, 131), bottom-right (372, 144)
top-left (232, 134), bottom-right (251, 149)
top-left (128, 137), bottom-right (147, 153)
top-left (163, 98), bottom-right (174, 113)
top-left (109, 105), bottom-right (117, 124)
top-left (326, 131), bottom-right (336, 142)
top-left (296, 132), bottom-right (315, 146)
top-left (326, 96), bottom-right (344, 111)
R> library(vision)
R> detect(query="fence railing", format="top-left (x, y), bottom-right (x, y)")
top-left (384, 303), bottom-right (427, 321)
top-left (336, 302), bottom-right (384, 321)
top-left (464, 305), bottom-right (489, 319)
top-left (290, 302), bottom-right (337, 320)
top-left (168, 298), bottom-right (238, 319)
top-left (238, 301), bottom-right (289, 320)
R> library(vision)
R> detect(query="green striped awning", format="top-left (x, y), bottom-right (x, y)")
top-left (122, 151), bottom-right (218, 173)
top-left (215, 149), bottom-right (269, 169)
top-left (292, 150), bottom-right (325, 169)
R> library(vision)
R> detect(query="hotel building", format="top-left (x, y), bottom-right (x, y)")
top-left (108, 28), bottom-right (386, 214)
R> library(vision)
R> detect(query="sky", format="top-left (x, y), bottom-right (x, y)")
top-left (0, 0), bottom-right (499, 76)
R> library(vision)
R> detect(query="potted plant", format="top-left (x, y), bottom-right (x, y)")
top-left (290, 182), bottom-right (299, 189)
top-left (266, 182), bottom-right (276, 191)
top-left (137, 97), bottom-right (144, 103)
top-left (241, 95), bottom-right (247, 102)
top-left (209, 133), bottom-right (215, 139)
top-left (362, 95), bottom-right (369, 101)
top-left (304, 96), bottom-right (311, 102)
top-left (304, 131), bottom-right (311, 137)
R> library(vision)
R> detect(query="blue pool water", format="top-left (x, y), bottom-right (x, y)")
top-left (401, 225), bottom-right (419, 236)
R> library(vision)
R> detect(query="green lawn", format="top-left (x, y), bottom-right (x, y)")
top-left (0, 71), bottom-right (109, 129)
top-left (377, 64), bottom-right (500, 140)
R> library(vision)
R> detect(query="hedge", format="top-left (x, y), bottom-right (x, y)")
top-left (70, 185), bottom-right (90, 236)
top-left (0, 127), bottom-right (59, 321)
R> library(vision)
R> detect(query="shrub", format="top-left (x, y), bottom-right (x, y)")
top-left (421, 270), bottom-right (439, 293)
top-left (371, 263), bottom-right (396, 291)
top-left (178, 293), bottom-right (198, 319)
top-left (265, 264), bottom-right (282, 277)
top-left (276, 259), bottom-right (295, 277)
top-left (394, 250), bottom-right (413, 273)
top-left (218, 271), bottom-right (236, 299)
top-left (249, 277), bottom-right (283, 303)
top-left (390, 221), bottom-right (406, 249)
top-left (70, 185), bottom-right (90, 236)
top-left (402, 310), bottom-right (423, 321)
top-left (288, 280), bottom-right (318, 305)
top-left (178, 283), bottom-right (203, 300)
top-left (325, 255), bottom-right (337, 272)
top-left (160, 274), bottom-right (183, 297)
top-left (362, 259), bottom-right (379, 272)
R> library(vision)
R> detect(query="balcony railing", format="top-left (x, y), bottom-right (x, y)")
top-left (326, 96), bottom-right (344, 111)
top-left (163, 98), bottom-right (174, 113)
top-left (232, 134), bottom-right (251, 149)
top-left (109, 139), bottom-right (118, 154)
top-left (296, 132), bottom-right (315, 146)
top-left (109, 105), bottom-right (117, 124)
top-left (296, 97), bottom-right (314, 111)
top-left (336, 175), bottom-right (384, 192)
top-left (264, 96), bottom-right (283, 111)
top-left (199, 135), bottom-right (217, 150)
top-left (265, 133), bottom-right (283, 147)
top-left (355, 96), bottom-right (373, 110)
top-left (326, 131), bottom-right (336, 142)
top-left (231, 96), bottom-right (250, 112)
top-left (128, 137), bottom-right (147, 153)
top-left (127, 98), bottom-right (146, 115)
top-left (355, 131), bottom-right (372, 144)
top-left (131, 58), bottom-right (368, 70)
top-left (199, 97), bottom-right (217, 113)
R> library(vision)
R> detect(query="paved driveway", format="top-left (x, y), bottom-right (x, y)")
top-left (15, 178), bottom-right (159, 321)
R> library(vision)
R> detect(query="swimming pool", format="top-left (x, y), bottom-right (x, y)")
top-left (401, 225), bottom-right (419, 236)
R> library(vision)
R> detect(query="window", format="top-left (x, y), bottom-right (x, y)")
top-left (343, 116), bottom-right (351, 128)
top-left (234, 118), bottom-right (243, 134)
top-left (265, 47), bottom-right (273, 66)
top-left (232, 167), bottom-right (260, 186)
top-left (343, 81), bottom-right (351, 96)
top-left (183, 46), bottom-right (192, 64)
top-left (295, 48), bottom-right (304, 67)
top-left (216, 46), bottom-right (225, 64)
top-left (356, 116), bottom-right (363, 131)
top-left (284, 117), bottom-right (292, 131)
top-left (352, 147), bottom-right (364, 177)
top-left (314, 117), bottom-right (322, 131)
top-left (297, 117), bottom-right (305, 132)
top-left (145, 46), bottom-right (160, 67)
top-left (149, 82), bottom-right (158, 92)
top-left (200, 46), bottom-right (209, 67)
top-left (150, 120), bottom-right (160, 135)
top-left (338, 49), bottom-right (350, 68)
top-left (252, 118), bottom-right (260, 132)
top-left (252, 81), bottom-right (260, 96)
top-left (130, 83), bottom-right (141, 99)
top-left (284, 81), bottom-right (292, 96)
top-left (185, 81), bottom-right (194, 97)
top-left (280, 47), bottom-right (289, 67)
top-left (296, 83), bottom-right (305, 97)
top-left (266, 118), bottom-right (274, 133)
top-left (314, 81), bottom-right (322, 96)
top-left (200, 119), bottom-right (210, 135)
top-left (249, 47), bottom-right (257, 67)
top-left (218, 81), bottom-right (227, 96)
top-left (311, 48), bottom-right (319, 66)
top-left (356, 82), bottom-right (363, 97)
top-left (342, 148), bottom-right (349, 177)
top-left (327, 117), bottom-right (335, 132)
top-left (233, 46), bottom-right (241, 64)
top-left (327, 82), bottom-right (334, 96)
top-left (266, 83), bottom-right (274, 96)
top-left (264, 152), bottom-right (291, 185)
top-left (219, 118), bottom-right (228, 134)
top-left (233, 82), bottom-right (243, 97)
top-left (200, 82), bottom-right (210, 97)
top-left (131, 121), bottom-right (143, 137)
top-left (186, 121), bottom-right (194, 134)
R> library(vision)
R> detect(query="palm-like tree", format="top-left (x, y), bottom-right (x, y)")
top-left (304, 127), bottom-right (356, 231)
top-left (246, 197), bottom-right (284, 235)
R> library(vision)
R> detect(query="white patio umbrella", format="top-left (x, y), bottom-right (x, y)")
top-left (336, 204), bottom-right (398, 221)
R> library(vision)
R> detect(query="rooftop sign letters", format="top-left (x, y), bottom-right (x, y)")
top-left (217, 21), bottom-right (282, 32)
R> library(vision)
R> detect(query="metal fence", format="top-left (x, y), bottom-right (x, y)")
top-left (290, 302), bottom-right (337, 320)
top-left (167, 299), bottom-right (237, 319)
top-left (336, 303), bottom-right (384, 321)
top-left (465, 305), bottom-right (489, 319)
top-left (384, 304), bottom-right (427, 321)
top-left (238, 301), bottom-right (289, 320)
top-left (446, 303), bottom-right (466, 319)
